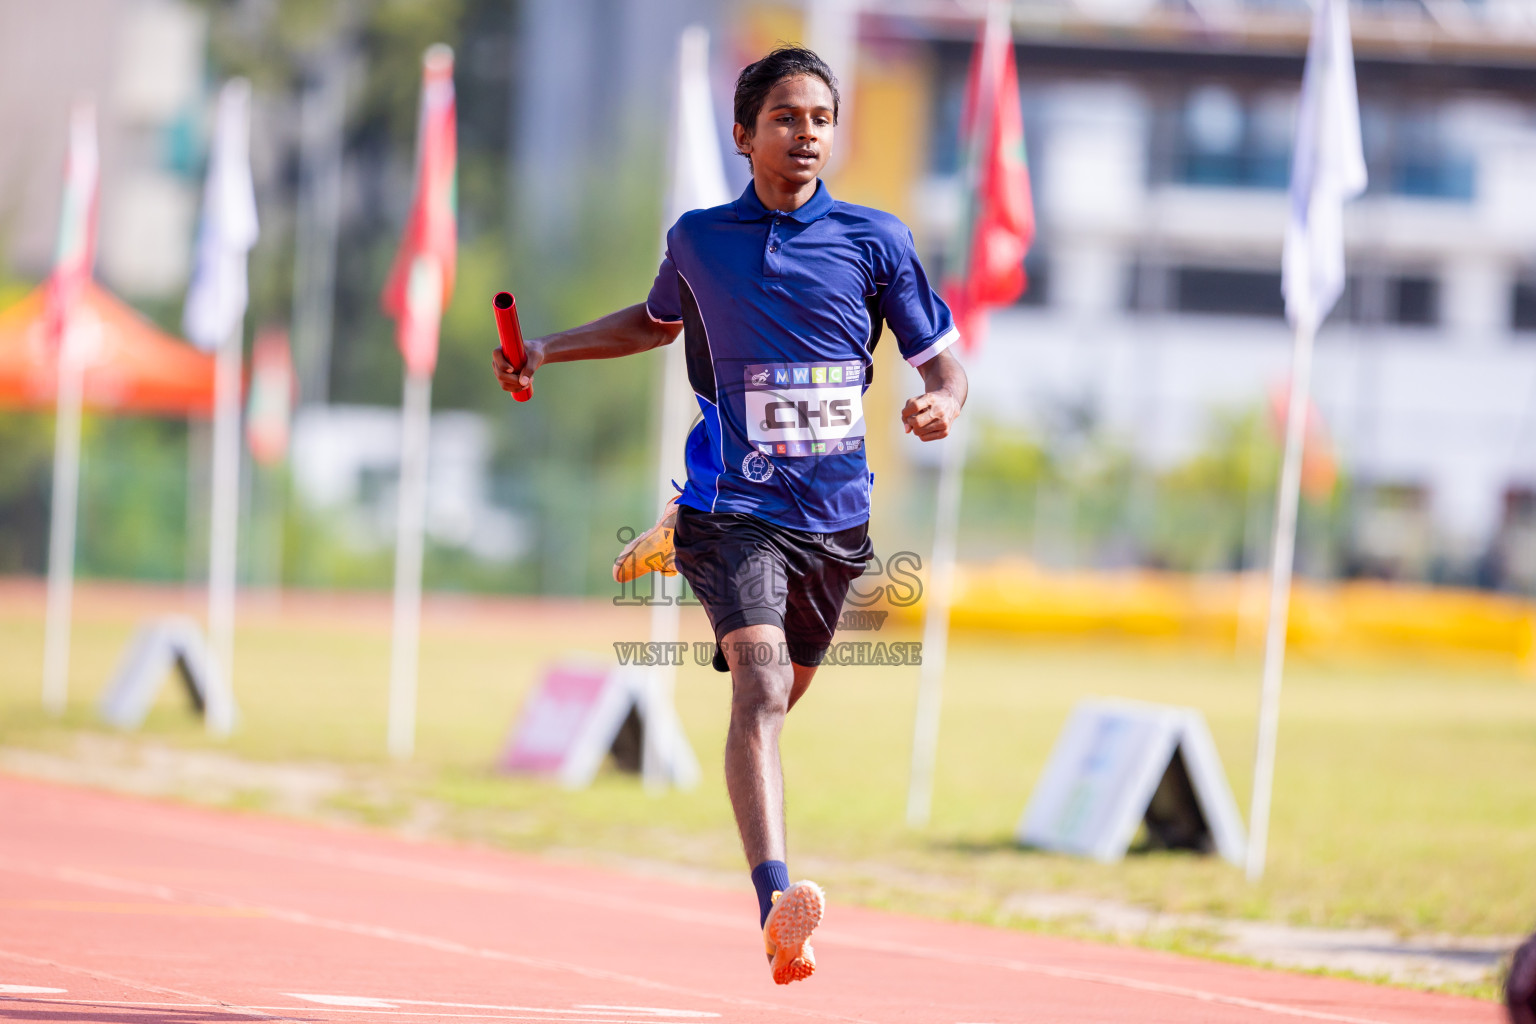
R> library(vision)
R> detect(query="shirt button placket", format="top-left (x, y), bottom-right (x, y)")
top-left (765, 214), bottom-right (783, 277)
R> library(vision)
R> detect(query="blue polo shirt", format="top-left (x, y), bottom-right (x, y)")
top-left (645, 180), bottom-right (959, 533)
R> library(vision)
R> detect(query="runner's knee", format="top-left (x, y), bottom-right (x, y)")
top-left (726, 652), bottom-right (792, 726)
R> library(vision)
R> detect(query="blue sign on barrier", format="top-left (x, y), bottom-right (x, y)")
top-left (99, 616), bottom-right (235, 733)
top-left (1017, 700), bottom-right (1247, 866)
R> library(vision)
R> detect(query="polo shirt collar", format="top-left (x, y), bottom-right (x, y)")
top-left (732, 179), bottom-right (835, 224)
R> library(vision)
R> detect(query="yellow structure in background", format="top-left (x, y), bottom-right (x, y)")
top-left (891, 563), bottom-right (1536, 670)
top-left (827, 44), bottom-right (931, 225)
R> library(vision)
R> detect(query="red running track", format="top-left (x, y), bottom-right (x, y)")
top-left (0, 774), bottom-right (1494, 1024)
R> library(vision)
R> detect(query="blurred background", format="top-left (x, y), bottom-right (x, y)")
top-left (5, 0), bottom-right (1536, 601)
top-left (3, 0), bottom-right (1536, 991)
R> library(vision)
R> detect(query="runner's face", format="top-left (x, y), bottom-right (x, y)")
top-left (739, 75), bottom-right (834, 186)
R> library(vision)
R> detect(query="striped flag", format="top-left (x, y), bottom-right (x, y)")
top-left (246, 328), bottom-right (295, 466)
top-left (381, 44), bottom-right (457, 378)
top-left (44, 101), bottom-right (100, 352)
top-left (944, 3), bottom-right (1034, 354)
top-left (184, 80), bottom-right (259, 352)
top-left (1282, 0), bottom-right (1367, 335)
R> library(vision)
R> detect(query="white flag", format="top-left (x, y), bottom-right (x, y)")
top-left (666, 26), bottom-right (730, 227)
top-left (1282, 0), bottom-right (1367, 335)
top-left (185, 79), bottom-right (259, 351)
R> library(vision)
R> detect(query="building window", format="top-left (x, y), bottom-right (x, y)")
top-left (1017, 250), bottom-right (1049, 307)
top-left (1343, 272), bottom-right (1441, 327)
top-left (1172, 267), bottom-right (1285, 318)
top-left (1513, 280), bottom-right (1536, 333)
top-left (1360, 102), bottom-right (1475, 202)
top-left (1391, 276), bottom-right (1439, 326)
top-left (1160, 90), bottom-right (1476, 202)
top-left (1173, 85), bottom-right (1291, 190)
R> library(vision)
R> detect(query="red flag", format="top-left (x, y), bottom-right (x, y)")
top-left (381, 45), bottom-right (457, 377)
top-left (944, 10), bottom-right (1034, 354)
top-left (45, 100), bottom-right (100, 354)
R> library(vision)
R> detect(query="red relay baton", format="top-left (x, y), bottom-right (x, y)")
top-left (493, 291), bottom-right (533, 402)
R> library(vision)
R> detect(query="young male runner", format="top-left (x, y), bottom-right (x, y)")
top-left (491, 47), bottom-right (967, 985)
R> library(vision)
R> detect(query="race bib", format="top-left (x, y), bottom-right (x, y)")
top-left (742, 361), bottom-right (866, 458)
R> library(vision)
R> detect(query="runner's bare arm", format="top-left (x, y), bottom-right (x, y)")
top-left (491, 303), bottom-right (681, 394)
top-left (901, 349), bottom-right (966, 442)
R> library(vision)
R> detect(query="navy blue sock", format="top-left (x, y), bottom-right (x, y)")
top-left (750, 860), bottom-right (791, 928)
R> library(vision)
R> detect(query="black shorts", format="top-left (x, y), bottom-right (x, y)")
top-left (673, 506), bottom-right (874, 667)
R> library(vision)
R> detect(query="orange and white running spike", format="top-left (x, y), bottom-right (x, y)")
top-left (763, 880), bottom-right (824, 985)
top-left (613, 494), bottom-right (680, 583)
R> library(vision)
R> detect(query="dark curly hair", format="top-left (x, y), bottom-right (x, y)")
top-left (733, 45), bottom-right (840, 145)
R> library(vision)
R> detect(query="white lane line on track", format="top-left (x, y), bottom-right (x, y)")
top-left (261, 1008), bottom-right (708, 1024)
top-left (0, 999), bottom-right (709, 1024)
top-left (814, 929), bottom-right (1412, 1024)
top-left (0, 985), bottom-right (67, 994)
top-left (579, 1007), bottom-right (719, 1018)
top-left (0, 982), bottom-right (67, 994)
top-left (270, 1012), bottom-right (701, 1023)
top-left (0, 947), bottom-right (307, 1023)
top-left (0, 858), bottom-right (869, 1024)
top-left (286, 994), bottom-right (717, 1017)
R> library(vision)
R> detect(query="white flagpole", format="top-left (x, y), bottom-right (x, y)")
top-left (1246, 0), bottom-right (1365, 880)
top-left (40, 99), bottom-right (99, 716)
top-left (906, 412), bottom-right (968, 826)
top-left (642, 24), bottom-right (729, 792)
top-left (41, 322), bottom-right (87, 715)
top-left (1245, 318), bottom-right (1314, 881)
top-left (388, 367), bottom-right (432, 760)
top-left (206, 321), bottom-right (243, 736)
top-left (905, 0), bottom-right (1007, 827)
top-left (643, 341), bottom-right (691, 792)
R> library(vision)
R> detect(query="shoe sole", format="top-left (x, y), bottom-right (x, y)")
top-left (764, 881), bottom-right (824, 985)
top-left (612, 532), bottom-right (675, 583)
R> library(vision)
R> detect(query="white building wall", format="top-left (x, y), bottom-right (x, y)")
top-left (962, 84), bottom-right (1536, 559)
top-left (290, 407), bottom-right (527, 564)
top-left (0, 0), bottom-right (205, 298)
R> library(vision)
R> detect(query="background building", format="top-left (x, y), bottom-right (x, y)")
top-left (858, 0), bottom-right (1536, 588)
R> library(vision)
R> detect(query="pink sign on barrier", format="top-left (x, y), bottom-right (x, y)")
top-left (499, 663), bottom-right (612, 775)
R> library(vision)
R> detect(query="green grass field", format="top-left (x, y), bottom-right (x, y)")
top-left (2, 582), bottom-right (1534, 968)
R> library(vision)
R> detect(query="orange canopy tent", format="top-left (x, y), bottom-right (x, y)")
top-left (0, 282), bottom-right (215, 416)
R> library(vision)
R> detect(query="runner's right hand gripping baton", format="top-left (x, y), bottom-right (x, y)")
top-left (493, 291), bottom-right (532, 402)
